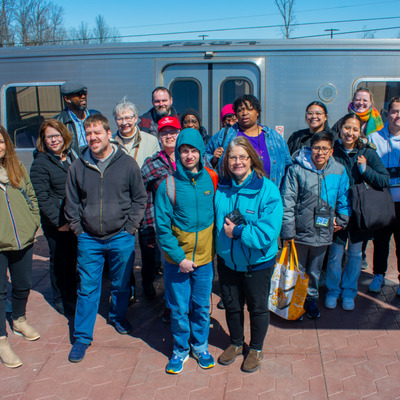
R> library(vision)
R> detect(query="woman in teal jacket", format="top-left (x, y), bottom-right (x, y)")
top-left (155, 128), bottom-right (216, 374)
top-left (214, 136), bottom-right (283, 373)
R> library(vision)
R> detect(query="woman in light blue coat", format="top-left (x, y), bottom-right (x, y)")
top-left (214, 136), bottom-right (283, 373)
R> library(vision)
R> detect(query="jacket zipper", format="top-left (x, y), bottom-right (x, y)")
top-left (100, 173), bottom-right (103, 235)
top-left (192, 178), bottom-right (198, 261)
top-left (230, 195), bottom-right (240, 270)
top-left (4, 186), bottom-right (21, 249)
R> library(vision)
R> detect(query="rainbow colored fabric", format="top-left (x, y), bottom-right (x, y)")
top-left (348, 103), bottom-right (384, 136)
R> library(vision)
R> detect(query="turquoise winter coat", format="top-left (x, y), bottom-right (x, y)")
top-left (155, 128), bottom-right (215, 266)
top-left (215, 171), bottom-right (283, 271)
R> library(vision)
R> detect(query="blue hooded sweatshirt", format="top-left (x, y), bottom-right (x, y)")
top-left (155, 128), bottom-right (215, 266)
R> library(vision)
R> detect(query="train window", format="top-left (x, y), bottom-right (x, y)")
top-left (220, 78), bottom-right (253, 108)
top-left (355, 80), bottom-right (400, 122)
top-left (4, 84), bottom-right (63, 148)
top-left (169, 79), bottom-right (201, 115)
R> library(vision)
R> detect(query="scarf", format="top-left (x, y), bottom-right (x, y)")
top-left (0, 166), bottom-right (9, 185)
top-left (348, 102), bottom-right (384, 136)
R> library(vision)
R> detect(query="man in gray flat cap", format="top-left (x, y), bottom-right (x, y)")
top-left (54, 81), bottom-right (100, 154)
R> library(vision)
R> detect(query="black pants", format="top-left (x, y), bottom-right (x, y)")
top-left (0, 245), bottom-right (33, 336)
top-left (373, 201), bottom-right (400, 280)
top-left (43, 226), bottom-right (78, 311)
top-left (139, 233), bottom-right (160, 288)
top-left (217, 260), bottom-right (273, 351)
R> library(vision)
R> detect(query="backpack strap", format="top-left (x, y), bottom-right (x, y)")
top-left (204, 166), bottom-right (218, 192)
top-left (166, 175), bottom-right (176, 207)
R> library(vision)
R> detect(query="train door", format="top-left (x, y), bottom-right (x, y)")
top-left (162, 62), bottom-right (261, 135)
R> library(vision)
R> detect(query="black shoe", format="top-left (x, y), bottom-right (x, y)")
top-left (217, 299), bottom-right (225, 310)
top-left (143, 283), bottom-right (156, 299)
top-left (162, 308), bottom-right (171, 324)
top-left (110, 319), bottom-right (132, 335)
top-left (304, 300), bottom-right (320, 319)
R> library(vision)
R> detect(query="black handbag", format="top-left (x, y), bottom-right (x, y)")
top-left (349, 181), bottom-right (395, 231)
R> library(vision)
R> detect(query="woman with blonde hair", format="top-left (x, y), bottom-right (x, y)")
top-left (30, 119), bottom-right (78, 315)
top-left (0, 126), bottom-right (40, 368)
top-left (214, 136), bottom-right (283, 373)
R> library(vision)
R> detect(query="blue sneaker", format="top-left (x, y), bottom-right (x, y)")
top-left (109, 319), bottom-right (132, 335)
top-left (165, 353), bottom-right (189, 374)
top-left (368, 274), bottom-right (385, 293)
top-left (68, 341), bottom-right (89, 363)
top-left (192, 350), bottom-right (215, 369)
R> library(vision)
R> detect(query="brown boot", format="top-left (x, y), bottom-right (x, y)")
top-left (13, 317), bottom-right (40, 341)
top-left (0, 337), bottom-right (22, 368)
top-left (218, 344), bottom-right (243, 365)
top-left (241, 349), bottom-right (263, 373)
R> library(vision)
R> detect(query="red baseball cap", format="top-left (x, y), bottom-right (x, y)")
top-left (158, 116), bottom-right (181, 132)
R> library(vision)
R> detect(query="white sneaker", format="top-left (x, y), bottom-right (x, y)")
top-left (342, 297), bottom-right (355, 311)
top-left (324, 296), bottom-right (337, 309)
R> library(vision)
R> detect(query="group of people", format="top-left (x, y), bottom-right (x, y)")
top-left (1, 80), bottom-right (400, 376)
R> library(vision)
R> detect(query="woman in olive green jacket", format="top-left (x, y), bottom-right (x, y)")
top-left (0, 126), bottom-right (40, 369)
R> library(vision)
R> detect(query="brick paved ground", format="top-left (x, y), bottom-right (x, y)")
top-left (1, 233), bottom-right (400, 400)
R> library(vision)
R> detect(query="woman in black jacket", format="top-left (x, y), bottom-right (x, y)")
top-left (325, 114), bottom-right (389, 311)
top-left (30, 120), bottom-right (78, 315)
top-left (287, 101), bottom-right (337, 155)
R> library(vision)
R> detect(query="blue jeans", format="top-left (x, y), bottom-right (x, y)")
top-left (164, 261), bottom-right (213, 358)
top-left (326, 240), bottom-right (362, 299)
top-left (74, 230), bottom-right (135, 344)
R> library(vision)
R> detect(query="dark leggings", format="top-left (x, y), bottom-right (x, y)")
top-left (0, 245), bottom-right (33, 337)
top-left (43, 226), bottom-right (78, 309)
top-left (218, 259), bottom-right (273, 351)
top-left (373, 202), bottom-right (400, 280)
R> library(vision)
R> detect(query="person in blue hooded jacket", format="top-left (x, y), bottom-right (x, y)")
top-left (214, 136), bottom-right (283, 373)
top-left (155, 128), bottom-right (216, 375)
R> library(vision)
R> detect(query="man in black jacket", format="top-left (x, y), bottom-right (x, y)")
top-left (54, 81), bottom-right (99, 154)
top-left (65, 114), bottom-right (147, 363)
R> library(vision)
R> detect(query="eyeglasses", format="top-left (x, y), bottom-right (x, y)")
top-left (306, 112), bottom-right (325, 117)
top-left (71, 90), bottom-right (87, 97)
top-left (159, 130), bottom-right (179, 137)
top-left (311, 146), bottom-right (331, 154)
top-left (45, 133), bottom-right (62, 142)
top-left (116, 115), bottom-right (135, 123)
top-left (224, 116), bottom-right (238, 125)
top-left (228, 155), bottom-right (250, 162)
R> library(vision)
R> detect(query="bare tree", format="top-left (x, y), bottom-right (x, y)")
top-left (274, 0), bottom-right (296, 39)
top-left (361, 25), bottom-right (375, 39)
top-left (0, 0), bottom-right (16, 46)
top-left (92, 14), bottom-right (120, 44)
top-left (70, 21), bottom-right (92, 44)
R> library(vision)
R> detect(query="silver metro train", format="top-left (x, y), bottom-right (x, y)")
top-left (0, 38), bottom-right (399, 167)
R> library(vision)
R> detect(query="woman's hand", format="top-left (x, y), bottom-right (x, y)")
top-left (357, 155), bottom-right (367, 165)
top-left (211, 147), bottom-right (224, 167)
top-left (224, 217), bottom-right (236, 238)
top-left (58, 223), bottom-right (69, 232)
top-left (333, 217), bottom-right (342, 233)
top-left (179, 259), bottom-right (197, 273)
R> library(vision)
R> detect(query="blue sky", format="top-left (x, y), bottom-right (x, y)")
top-left (54, 0), bottom-right (400, 41)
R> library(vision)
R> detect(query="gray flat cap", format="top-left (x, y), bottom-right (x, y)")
top-left (61, 81), bottom-right (87, 95)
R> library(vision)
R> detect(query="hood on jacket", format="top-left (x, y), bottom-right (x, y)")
top-left (295, 146), bottom-right (334, 173)
top-left (175, 128), bottom-right (205, 179)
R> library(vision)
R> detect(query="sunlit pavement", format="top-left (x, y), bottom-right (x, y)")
top-left (2, 232), bottom-right (400, 400)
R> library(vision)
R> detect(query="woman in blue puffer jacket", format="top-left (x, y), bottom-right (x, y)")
top-left (214, 136), bottom-right (283, 373)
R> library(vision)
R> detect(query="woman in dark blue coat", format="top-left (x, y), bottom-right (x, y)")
top-left (30, 120), bottom-right (78, 315)
top-left (325, 114), bottom-right (389, 311)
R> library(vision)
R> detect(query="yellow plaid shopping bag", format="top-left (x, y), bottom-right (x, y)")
top-left (268, 240), bottom-right (308, 320)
